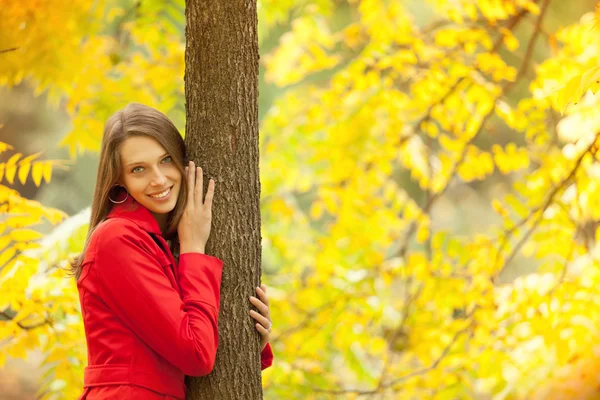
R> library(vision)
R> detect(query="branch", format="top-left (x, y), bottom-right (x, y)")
top-left (0, 310), bottom-right (51, 331)
top-left (0, 47), bottom-right (19, 54)
top-left (492, 136), bottom-right (598, 280)
top-left (269, 292), bottom-right (359, 343)
top-left (378, 316), bottom-right (475, 390)
top-left (312, 315), bottom-right (475, 396)
top-left (115, 1), bottom-right (141, 35)
top-left (502, 0), bottom-right (551, 93)
top-left (403, 6), bottom-right (529, 142)
top-left (545, 238), bottom-right (577, 298)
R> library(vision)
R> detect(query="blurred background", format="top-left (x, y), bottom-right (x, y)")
top-left (3, 0), bottom-right (600, 399)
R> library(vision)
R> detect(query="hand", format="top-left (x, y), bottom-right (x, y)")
top-left (178, 161), bottom-right (215, 254)
top-left (249, 284), bottom-right (272, 350)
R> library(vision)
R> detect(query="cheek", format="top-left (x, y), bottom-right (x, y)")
top-left (123, 177), bottom-right (144, 194)
top-left (172, 166), bottom-right (183, 184)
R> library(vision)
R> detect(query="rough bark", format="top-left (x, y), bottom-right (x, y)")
top-left (184, 0), bottom-right (263, 399)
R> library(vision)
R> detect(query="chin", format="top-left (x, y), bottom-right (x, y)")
top-left (146, 201), bottom-right (176, 215)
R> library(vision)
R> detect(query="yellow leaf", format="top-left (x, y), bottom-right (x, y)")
top-left (42, 162), bottom-right (52, 184)
top-left (23, 332), bottom-right (40, 349)
top-left (343, 24), bottom-right (362, 48)
top-left (0, 141), bottom-right (14, 153)
top-left (310, 202), bottom-right (324, 220)
top-left (432, 231), bottom-right (446, 250)
top-left (7, 343), bottom-right (27, 359)
top-left (271, 199), bottom-right (294, 218)
top-left (552, 75), bottom-right (583, 114)
top-left (4, 152), bottom-right (21, 185)
top-left (107, 7), bottom-right (126, 23)
top-left (18, 162), bottom-right (31, 185)
top-left (0, 246), bottom-right (16, 268)
top-left (522, 1), bottom-right (540, 15)
top-left (581, 65), bottom-right (600, 95)
top-left (563, 75), bottom-right (583, 106)
top-left (416, 220), bottom-right (430, 243)
top-left (32, 162), bottom-right (44, 187)
top-left (0, 236), bottom-right (11, 252)
top-left (5, 215), bottom-right (41, 229)
top-left (4, 164), bottom-right (16, 185)
top-left (6, 152), bottom-right (22, 167)
top-left (19, 151), bottom-right (43, 165)
top-left (10, 229), bottom-right (43, 242)
top-left (500, 28), bottom-right (519, 51)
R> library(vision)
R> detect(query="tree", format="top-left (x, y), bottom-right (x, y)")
top-left (184, 0), bottom-right (264, 399)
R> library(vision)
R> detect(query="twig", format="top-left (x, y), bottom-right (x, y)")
top-left (492, 136), bottom-right (598, 280)
top-left (503, 0), bottom-right (551, 93)
top-left (0, 310), bottom-right (50, 330)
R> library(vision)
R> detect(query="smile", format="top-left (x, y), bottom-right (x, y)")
top-left (148, 186), bottom-right (172, 199)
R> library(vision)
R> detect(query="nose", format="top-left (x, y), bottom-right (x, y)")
top-left (150, 167), bottom-right (168, 187)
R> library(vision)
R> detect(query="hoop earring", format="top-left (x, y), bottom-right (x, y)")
top-left (109, 185), bottom-right (129, 204)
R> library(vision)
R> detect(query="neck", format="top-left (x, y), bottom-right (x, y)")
top-left (152, 212), bottom-right (169, 236)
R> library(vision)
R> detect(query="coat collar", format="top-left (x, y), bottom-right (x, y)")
top-left (106, 192), bottom-right (163, 236)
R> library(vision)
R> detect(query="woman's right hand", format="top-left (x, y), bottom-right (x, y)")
top-left (178, 161), bottom-right (215, 254)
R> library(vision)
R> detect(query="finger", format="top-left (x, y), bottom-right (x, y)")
top-left (249, 296), bottom-right (269, 316)
top-left (261, 283), bottom-right (267, 293)
top-left (195, 166), bottom-right (203, 204)
top-left (204, 179), bottom-right (215, 208)
top-left (249, 310), bottom-right (270, 328)
top-left (255, 286), bottom-right (270, 307)
top-left (186, 161), bottom-right (194, 206)
top-left (254, 322), bottom-right (271, 337)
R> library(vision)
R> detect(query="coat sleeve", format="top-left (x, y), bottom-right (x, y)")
top-left (261, 342), bottom-right (274, 370)
top-left (93, 222), bottom-right (223, 377)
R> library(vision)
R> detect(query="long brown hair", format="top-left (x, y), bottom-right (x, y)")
top-left (68, 103), bottom-right (188, 280)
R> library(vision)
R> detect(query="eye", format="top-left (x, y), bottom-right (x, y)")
top-left (131, 156), bottom-right (171, 173)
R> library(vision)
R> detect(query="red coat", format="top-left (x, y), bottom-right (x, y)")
top-left (77, 196), bottom-right (273, 399)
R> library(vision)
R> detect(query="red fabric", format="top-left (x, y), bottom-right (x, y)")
top-left (77, 196), bottom-right (273, 400)
top-left (261, 342), bottom-right (274, 370)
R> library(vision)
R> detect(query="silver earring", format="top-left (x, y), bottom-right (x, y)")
top-left (109, 184), bottom-right (129, 204)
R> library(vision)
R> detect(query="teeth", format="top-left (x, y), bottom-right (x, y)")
top-left (150, 187), bottom-right (170, 198)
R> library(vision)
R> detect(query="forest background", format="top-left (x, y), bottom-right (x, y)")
top-left (2, 0), bottom-right (600, 398)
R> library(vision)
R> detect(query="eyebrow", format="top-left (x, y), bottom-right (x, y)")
top-left (125, 152), bottom-right (170, 168)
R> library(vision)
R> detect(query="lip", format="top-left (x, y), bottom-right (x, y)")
top-left (147, 186), bottom-right (173, 201)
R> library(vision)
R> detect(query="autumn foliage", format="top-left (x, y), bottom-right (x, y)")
top-left (3, 0), bottom-right (600, 398)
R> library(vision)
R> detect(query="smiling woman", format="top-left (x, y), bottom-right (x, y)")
top-left (67, 103), bottom-right (273, 400)
top-left (118, 137), bottom-right (183, 234)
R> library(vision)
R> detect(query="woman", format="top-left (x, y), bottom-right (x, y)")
top-left (69, 103), bottom-right (273, 399)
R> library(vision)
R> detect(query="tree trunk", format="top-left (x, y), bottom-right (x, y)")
top-left (184, 0), bottom-right (263, 399)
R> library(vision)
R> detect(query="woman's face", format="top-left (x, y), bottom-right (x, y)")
top-left (118, 136), bottom-right (182, 216)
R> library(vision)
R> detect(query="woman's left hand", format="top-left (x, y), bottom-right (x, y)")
top-left (249, 284), bottom-right (272, 350)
